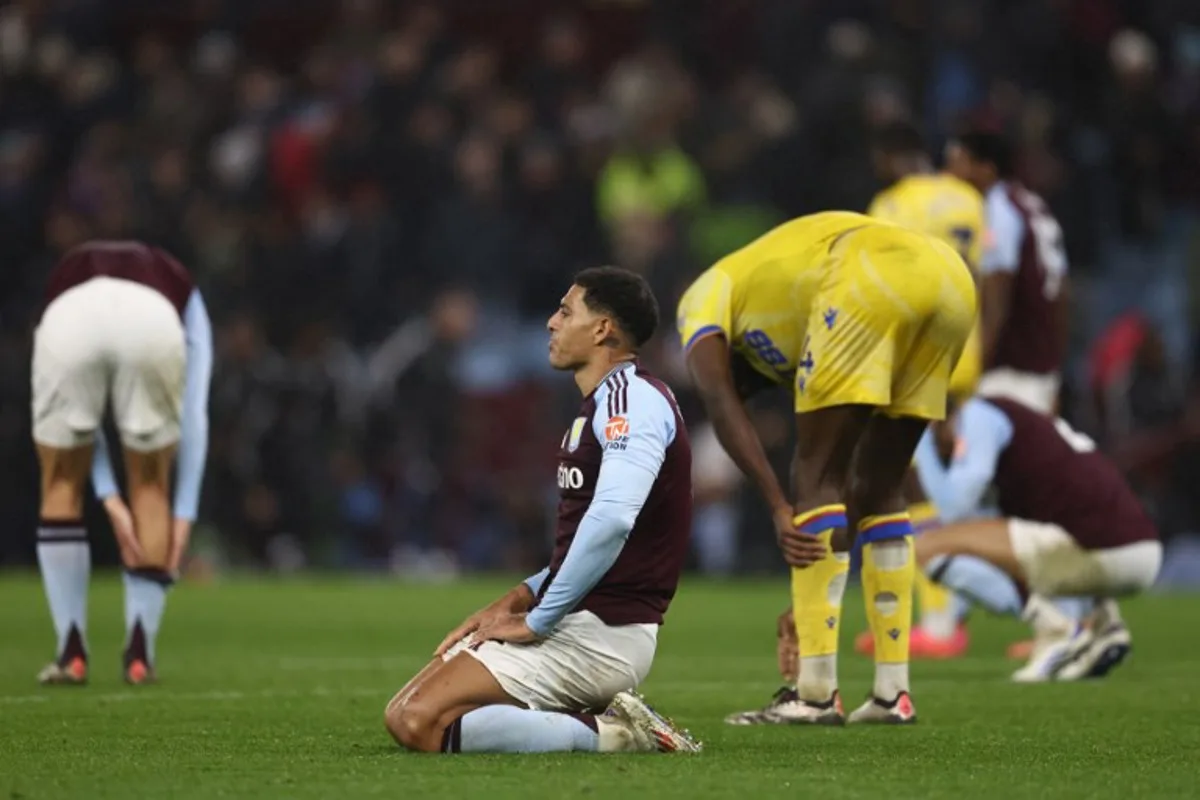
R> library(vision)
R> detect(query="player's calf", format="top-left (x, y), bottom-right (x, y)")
top-left (121, 447), bottom-right (178, 683)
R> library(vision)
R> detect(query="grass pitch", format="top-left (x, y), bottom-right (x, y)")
top-left (2, 574), bottom-right (1198, 799)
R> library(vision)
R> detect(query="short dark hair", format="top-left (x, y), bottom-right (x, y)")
top-left (952, 129), bottom-right (1015, 178)
top-left (871, 120), bottom-right (926, 156)
top-left (573, 266), bottom-right (660, 348)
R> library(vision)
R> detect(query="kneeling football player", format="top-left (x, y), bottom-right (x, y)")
top-left (913, 395), bottom-right (1161, 681)
top-left (385, 268), bottom-right (700, 754)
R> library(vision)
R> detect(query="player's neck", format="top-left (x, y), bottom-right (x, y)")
top-left (575, 353), bottom-right (636, 397)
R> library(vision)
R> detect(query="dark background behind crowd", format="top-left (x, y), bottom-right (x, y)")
top-left (2, 0), bottom-right (1200, 582)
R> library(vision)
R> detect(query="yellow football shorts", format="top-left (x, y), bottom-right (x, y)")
top-left (793, 225), bottom-right (977, 420)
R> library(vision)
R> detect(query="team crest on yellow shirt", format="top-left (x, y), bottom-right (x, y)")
top-left (566, 417), bottom-right (587, 452)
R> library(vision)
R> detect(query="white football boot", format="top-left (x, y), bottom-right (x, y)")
top-left (600, 691), bottom-right (703, 753)
top-left (847, 691), bottom-right (917, 724)
top-left (759, 689), bottom-right (845, 725)
top-left (725, 686), bottom-right (803, 725)
top-left (1011, 624), bottom-right (1090, 683)
top-left (1055, 601), bottom-right (1132, 681)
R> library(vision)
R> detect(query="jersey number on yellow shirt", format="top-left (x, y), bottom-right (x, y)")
top-left (744, 330), bottom-right (788, 367)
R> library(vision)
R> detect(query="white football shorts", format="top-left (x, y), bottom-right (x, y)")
top-left (1008, 518), bottom-right (1162, 597)
top-left (32, 277), bottom-right (186, 452)
top-left (445, 610), bottom-right (657, 712)
top-left (977, 367), bottom-right (1060, 414)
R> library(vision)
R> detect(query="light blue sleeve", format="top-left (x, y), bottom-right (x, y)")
top-left (981, 187), bottom-right (1025, 275)
top-left (523, 568), bottom-right (550, 596)
top-left (91, 430), bottom-right (120, 500)
top-left (173, 290), bottom-right (213, 521)
top-left (525, 377), bottom-right (676, 636)
top-left (914, 399), bottom-right (1013, 523)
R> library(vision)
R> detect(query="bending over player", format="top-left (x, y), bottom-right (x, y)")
top-left (33, 241), bottom-right (212, 685)
top-left (914, 396), bottom-right (1160, 681)
top-left (678, 212), bottom-right (976, 724)
top-left (384, 267), bottom-right (700, 754)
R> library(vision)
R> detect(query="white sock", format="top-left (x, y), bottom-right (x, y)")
top-left (1022, 594), bottom-right (1077, 638)
top-left (927, 554), bottom-right (1023, 615)
top-left (868, 535), bottom-right (912, 699)
top-left (875, 663), bottom-right (909, 701)
top-left (452, 706), bottom-right (599, 753)
top-left (797, 654), bottom-right (838, 702)
top-left (36, 523), bottom-right (90, 661)
top-left (123, 570), bottom-right (171, 664)
top-left (1093, 598), bottom-right (1122, 627)
top-left (1052, 596), bottom-right (1093, 622)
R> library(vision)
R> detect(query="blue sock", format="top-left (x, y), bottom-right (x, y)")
top-left (451, 706), bottom-right (599, 753)
top-left (1051, 596), bottom-right (1093, 622)
top-left (123, 570), bottom-right (170, 663)
top-left (926, 555), bottom-right (1023, 616)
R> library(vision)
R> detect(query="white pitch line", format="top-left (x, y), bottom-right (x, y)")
top-left (0, 686), bottom-right (389, 706)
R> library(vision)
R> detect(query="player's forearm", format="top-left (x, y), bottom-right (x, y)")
top-left (914, 443), bottom-right (987, 523)
top-left (90, 432), bottom-right (119, 500)
top-left (704, 391), bottom-right (789, 511)
top-left (525, 504), bottom-right (632, 637)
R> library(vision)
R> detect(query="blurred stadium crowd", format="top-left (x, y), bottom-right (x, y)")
top-left (2, 0), bottom-right (1200, 578)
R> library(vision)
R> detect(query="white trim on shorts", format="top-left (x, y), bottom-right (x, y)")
top-left (1007, 517), bottom-right (1162, 597)
top-left (977, 368), bottom-right (1060, 414)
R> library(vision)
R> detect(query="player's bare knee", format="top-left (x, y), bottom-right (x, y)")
top-left (385, 697), bottom-right (441, 752)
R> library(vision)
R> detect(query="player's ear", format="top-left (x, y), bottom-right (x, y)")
top-left (594, 315), bottom-right (620, 348)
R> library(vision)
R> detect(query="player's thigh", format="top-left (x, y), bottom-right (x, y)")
top-left (792, 405), bottom-right (873, 500)
top-left (31, 291), bottom-right (109, 451)
top-left (915, 518), bottom-right (1025, 582)
top-left (844, 412), bottom-right (929, 522)
top-left (471, 612), bottom-right (656, 713)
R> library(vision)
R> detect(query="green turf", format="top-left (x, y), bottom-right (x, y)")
top-left (2, 574), bottom-right (1198, 799)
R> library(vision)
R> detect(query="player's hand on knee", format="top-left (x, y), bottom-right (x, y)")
top-left (167, 518), bottom-right (192, 577)
top-left (103, 495), bottom-right (143, 566)
top-left (475, 612), bottom-right (539, 645)
top-left (776, 529), bottom-right (829, 568)
top-left (434, 613), bottom-right (486, 657)
top-left (776, 605), bottom-right (798, 682)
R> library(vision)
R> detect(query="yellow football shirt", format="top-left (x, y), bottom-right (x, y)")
top-left (867, 174), bottom-right (984, 271)
top-left (677, 210), bottom-right (976, 419)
